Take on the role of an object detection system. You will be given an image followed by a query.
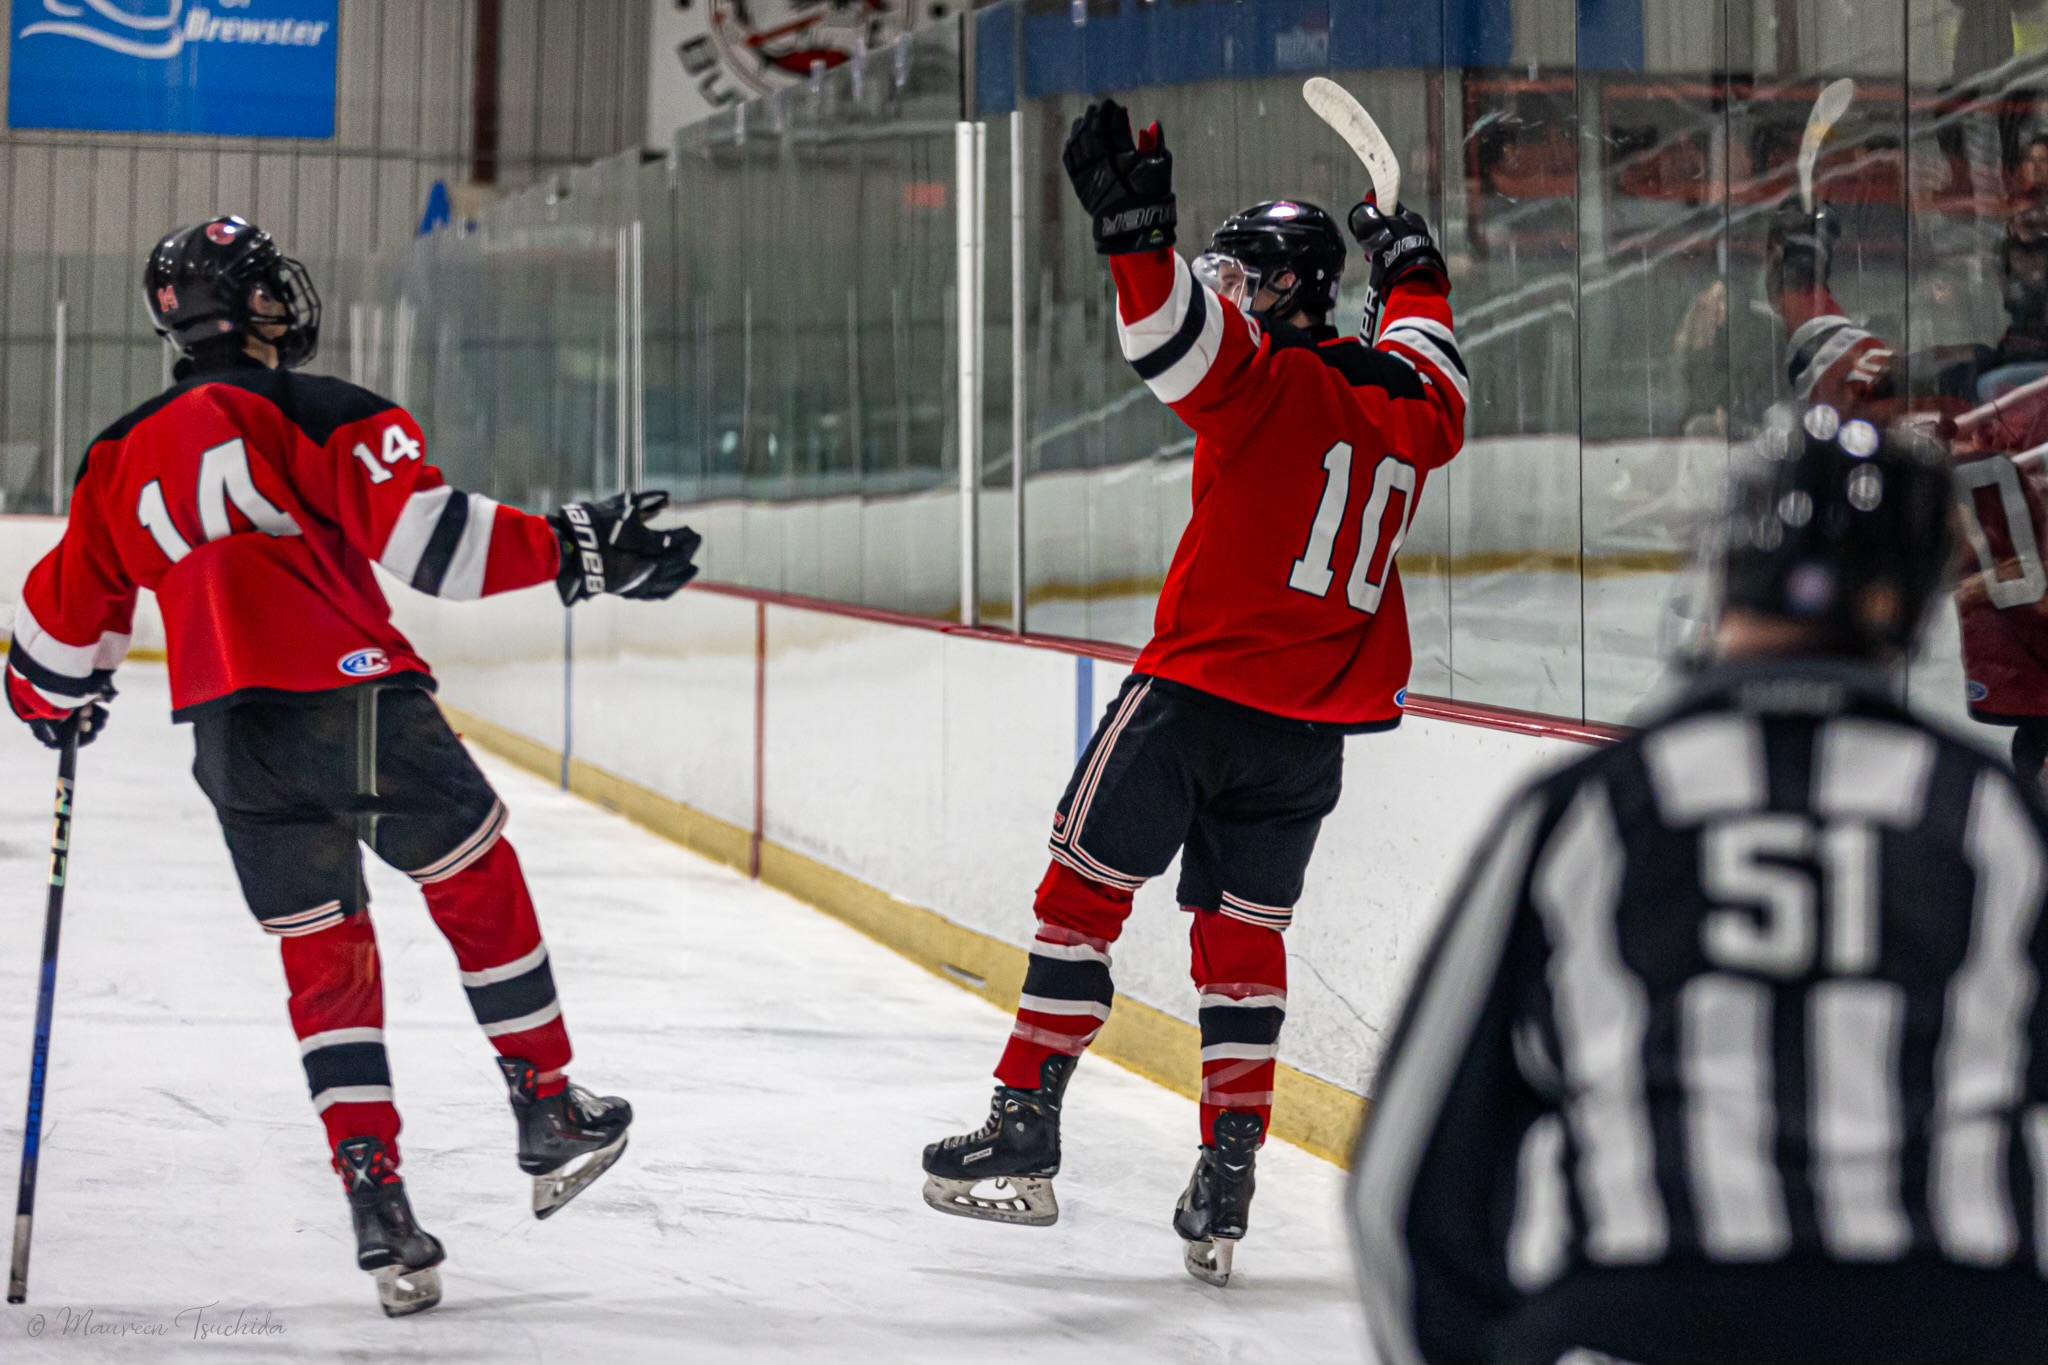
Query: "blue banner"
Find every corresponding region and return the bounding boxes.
[1014,0,1519,103]
[8,1,339,138]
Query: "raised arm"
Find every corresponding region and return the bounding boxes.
[1062,99,1279,449]
[1351,201,1467,470]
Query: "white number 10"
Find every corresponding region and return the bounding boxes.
[1287,441,1417,614]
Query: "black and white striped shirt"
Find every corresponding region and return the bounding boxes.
[1352,660,2048,1365]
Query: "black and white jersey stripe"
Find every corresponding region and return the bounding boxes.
[1378,315,1471,406]
[1114,254,1234,404]
[6,602,128,706]
[1352,665,2048,1365]
[1786,312,1879,398]
[378,485,500,600]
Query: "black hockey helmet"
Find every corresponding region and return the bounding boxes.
[1194,201,1346,324]
[1711,403,1954,658]
[143,216,321,369]
[2001,191,2048,339]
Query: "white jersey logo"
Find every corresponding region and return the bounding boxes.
[17,1,329,60]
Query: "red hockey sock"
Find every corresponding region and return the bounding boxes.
[995,861,1135,1088]
[1190,908,1287,1146]
[278,911,403,1175]
[418,836,573,1086]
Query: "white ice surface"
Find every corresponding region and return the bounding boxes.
[0,667,1364,1363]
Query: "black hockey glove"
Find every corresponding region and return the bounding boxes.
[548,491,702,607]
[1348,200,1448,340]
[1766,194,1841,300]
[7,676,113,751]
[1063,99,1176,255]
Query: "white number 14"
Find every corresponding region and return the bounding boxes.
[1287,442,1417,614]
[136,438,301,563]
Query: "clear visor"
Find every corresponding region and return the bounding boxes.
[1193,252,1260,309]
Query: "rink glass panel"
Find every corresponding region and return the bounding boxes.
[353,0,2023,728]
[0,0,649,519]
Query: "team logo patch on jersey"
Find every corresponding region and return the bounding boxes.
[1967,679,1990,703]
[339,648,391,678]
[1393,688,1408,708]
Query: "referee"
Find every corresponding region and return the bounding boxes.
[1352,404,2048,1365]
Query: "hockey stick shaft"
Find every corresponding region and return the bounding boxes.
[9,726,80,1304]
[352,683,382,914]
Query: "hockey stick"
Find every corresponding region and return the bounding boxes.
[8,723,81,1304]
[353,684,382,914]
[1799,78,1857,213]
[1304,77,1407,340]
[1303,76,1401,211]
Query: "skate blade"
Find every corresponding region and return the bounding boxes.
[1183,1236,1236,1287]
[921,1174,1059,1227]
[533,1133,628,1220]
[373,1264,442,1317]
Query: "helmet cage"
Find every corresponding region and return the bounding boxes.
[260,251,322,369]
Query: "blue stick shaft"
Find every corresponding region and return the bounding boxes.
[9,729,79,1304]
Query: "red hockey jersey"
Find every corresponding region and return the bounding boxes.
[6,355,561,722]
[1781,286,2048,718]
[1112,247,1466,727]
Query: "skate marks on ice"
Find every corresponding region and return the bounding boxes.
[0,669,1361,1363]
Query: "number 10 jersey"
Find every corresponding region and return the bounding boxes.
[1107,247,1467,729]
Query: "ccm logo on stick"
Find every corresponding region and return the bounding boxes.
[563,504,605,595]
[338,648,391,678]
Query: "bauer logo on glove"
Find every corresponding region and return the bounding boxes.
[547,491,703,607]
[1063,99,1178,256]
[560,504,608,599]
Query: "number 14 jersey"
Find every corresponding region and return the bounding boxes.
[6,353,562,722]
[1109,247,1467,728]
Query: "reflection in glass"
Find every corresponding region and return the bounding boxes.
[336,0,2048,739]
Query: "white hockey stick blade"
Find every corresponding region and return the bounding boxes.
[1303,76,1401,212]
[1798,77,1856,212]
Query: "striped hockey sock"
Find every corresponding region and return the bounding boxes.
[278,910,403,1174]
[996,861,1136,1088]
[416,836,573,1093]
[1190,908,1287,1145]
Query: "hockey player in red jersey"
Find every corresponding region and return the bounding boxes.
[4,217,701,1316]
[1769,191,2048,787]
[921,101,1466,1283]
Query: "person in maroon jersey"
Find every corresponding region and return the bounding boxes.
[4,216,701,1316]
[921,100,1466,1284]
[1769,190,2048,790]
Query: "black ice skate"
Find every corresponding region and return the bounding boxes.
[1173,1111,1263,1286]
[499,1057,632,1219]
[337,1137,445,1318]
[921,1054,1075,1227]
